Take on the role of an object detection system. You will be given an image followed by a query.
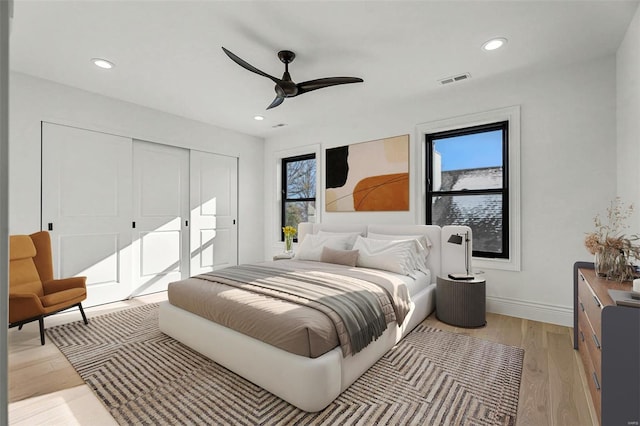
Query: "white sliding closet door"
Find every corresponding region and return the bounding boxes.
[42,122,133,307]
[131,141,189,297]
[190,151,238,274]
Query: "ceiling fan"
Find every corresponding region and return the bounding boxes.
[222,47,364,110]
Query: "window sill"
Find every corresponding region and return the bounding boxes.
[473,256,521,272]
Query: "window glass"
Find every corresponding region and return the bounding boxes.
[431,194,503,254]
[284,201,316,230]
[433,130,503,191]
[426,122,508,258]
[285,158,316,199]
[282,154,316,240]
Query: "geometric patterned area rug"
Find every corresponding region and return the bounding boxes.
[47,303,524,425]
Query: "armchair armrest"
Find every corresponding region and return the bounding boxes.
[8,292,45,322]
[42,276,87,294]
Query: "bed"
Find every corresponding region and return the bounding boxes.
[159,224,446,412]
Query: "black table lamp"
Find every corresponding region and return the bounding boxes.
[447,231,473,280]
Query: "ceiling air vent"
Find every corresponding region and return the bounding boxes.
[438,73,471,85]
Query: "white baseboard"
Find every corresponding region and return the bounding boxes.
[487,296,573,327]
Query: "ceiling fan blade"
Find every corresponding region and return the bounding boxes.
[267,96,285,110]
[222,47,282,85]
[297,77,364,95]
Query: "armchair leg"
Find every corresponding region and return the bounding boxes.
[18,324,23,331]
[38,317,45,345]
[78,303,88,325]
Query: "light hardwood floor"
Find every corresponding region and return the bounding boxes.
[8,293,597,425]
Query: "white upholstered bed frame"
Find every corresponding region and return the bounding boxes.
[159,224,455,412]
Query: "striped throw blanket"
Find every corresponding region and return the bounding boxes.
[197,263,409,356]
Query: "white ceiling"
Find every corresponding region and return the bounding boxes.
[9,0,639,138]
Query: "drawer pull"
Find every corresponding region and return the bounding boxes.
[579,302,585,312]
[580,331,585,342]
[592,295,601,308]
[592,333,601,349]
[592,372,601,391]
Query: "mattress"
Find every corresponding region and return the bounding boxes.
[167,260,431,358]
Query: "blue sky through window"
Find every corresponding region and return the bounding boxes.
[435,130,502,171]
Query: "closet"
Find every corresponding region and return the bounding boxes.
[41,122,238,307]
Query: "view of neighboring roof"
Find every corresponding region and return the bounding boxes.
[433,167,503,253]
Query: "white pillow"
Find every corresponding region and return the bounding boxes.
[352,236,419,276]
[316,231,362,249]
[366,232,432,257]
[365,233,430,273]
[294,233,356,262]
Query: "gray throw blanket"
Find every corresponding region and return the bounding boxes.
[198,263,398,356]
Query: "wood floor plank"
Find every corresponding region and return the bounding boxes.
[547,331,587,425]
[8,327,83,403]
[571,349,598,426]
[517,319,551,426]
[8,385,116,426]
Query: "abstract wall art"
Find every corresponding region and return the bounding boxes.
[325,134,409,212]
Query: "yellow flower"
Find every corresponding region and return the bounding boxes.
[282,226,297,237]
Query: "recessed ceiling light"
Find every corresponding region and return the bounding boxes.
[482,38,508,51]
[91,58,114,69]
[254,115,264,121]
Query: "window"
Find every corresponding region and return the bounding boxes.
[281,154,316,241]
[426,121,508,259]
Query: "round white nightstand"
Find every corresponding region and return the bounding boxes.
[436,275,486,328]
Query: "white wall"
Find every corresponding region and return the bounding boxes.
[617,5,640,233]
[9,72,265,264]
[264,55,618,326]
[1,2,10,423]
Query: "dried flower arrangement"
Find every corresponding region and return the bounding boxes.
[584,198,640,281]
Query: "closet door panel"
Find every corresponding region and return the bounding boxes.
[42,122,133,307]
[131,141,189,297]
[190,151,238,274]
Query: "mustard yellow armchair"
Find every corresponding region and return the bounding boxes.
[9,231,88,345]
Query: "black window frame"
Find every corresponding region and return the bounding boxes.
[425,121,509,259]
[281,153,316,242]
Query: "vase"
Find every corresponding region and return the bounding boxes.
[611,251,635,282]
[594,248,605,277]
[595,246,634,281]
[595,246,615,278]
[284,234,293,253]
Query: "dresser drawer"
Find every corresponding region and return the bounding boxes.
[577,304,602,376]
[577,320,602,421]
[578,272,602,339]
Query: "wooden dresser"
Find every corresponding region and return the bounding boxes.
[573,262,640,425]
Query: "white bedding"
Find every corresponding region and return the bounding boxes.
[378,268,431,298]
[159,223,444,412]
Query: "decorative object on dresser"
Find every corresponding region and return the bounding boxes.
[573,262,640,425]
[436,275,486,327]
[583,198,640,281]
